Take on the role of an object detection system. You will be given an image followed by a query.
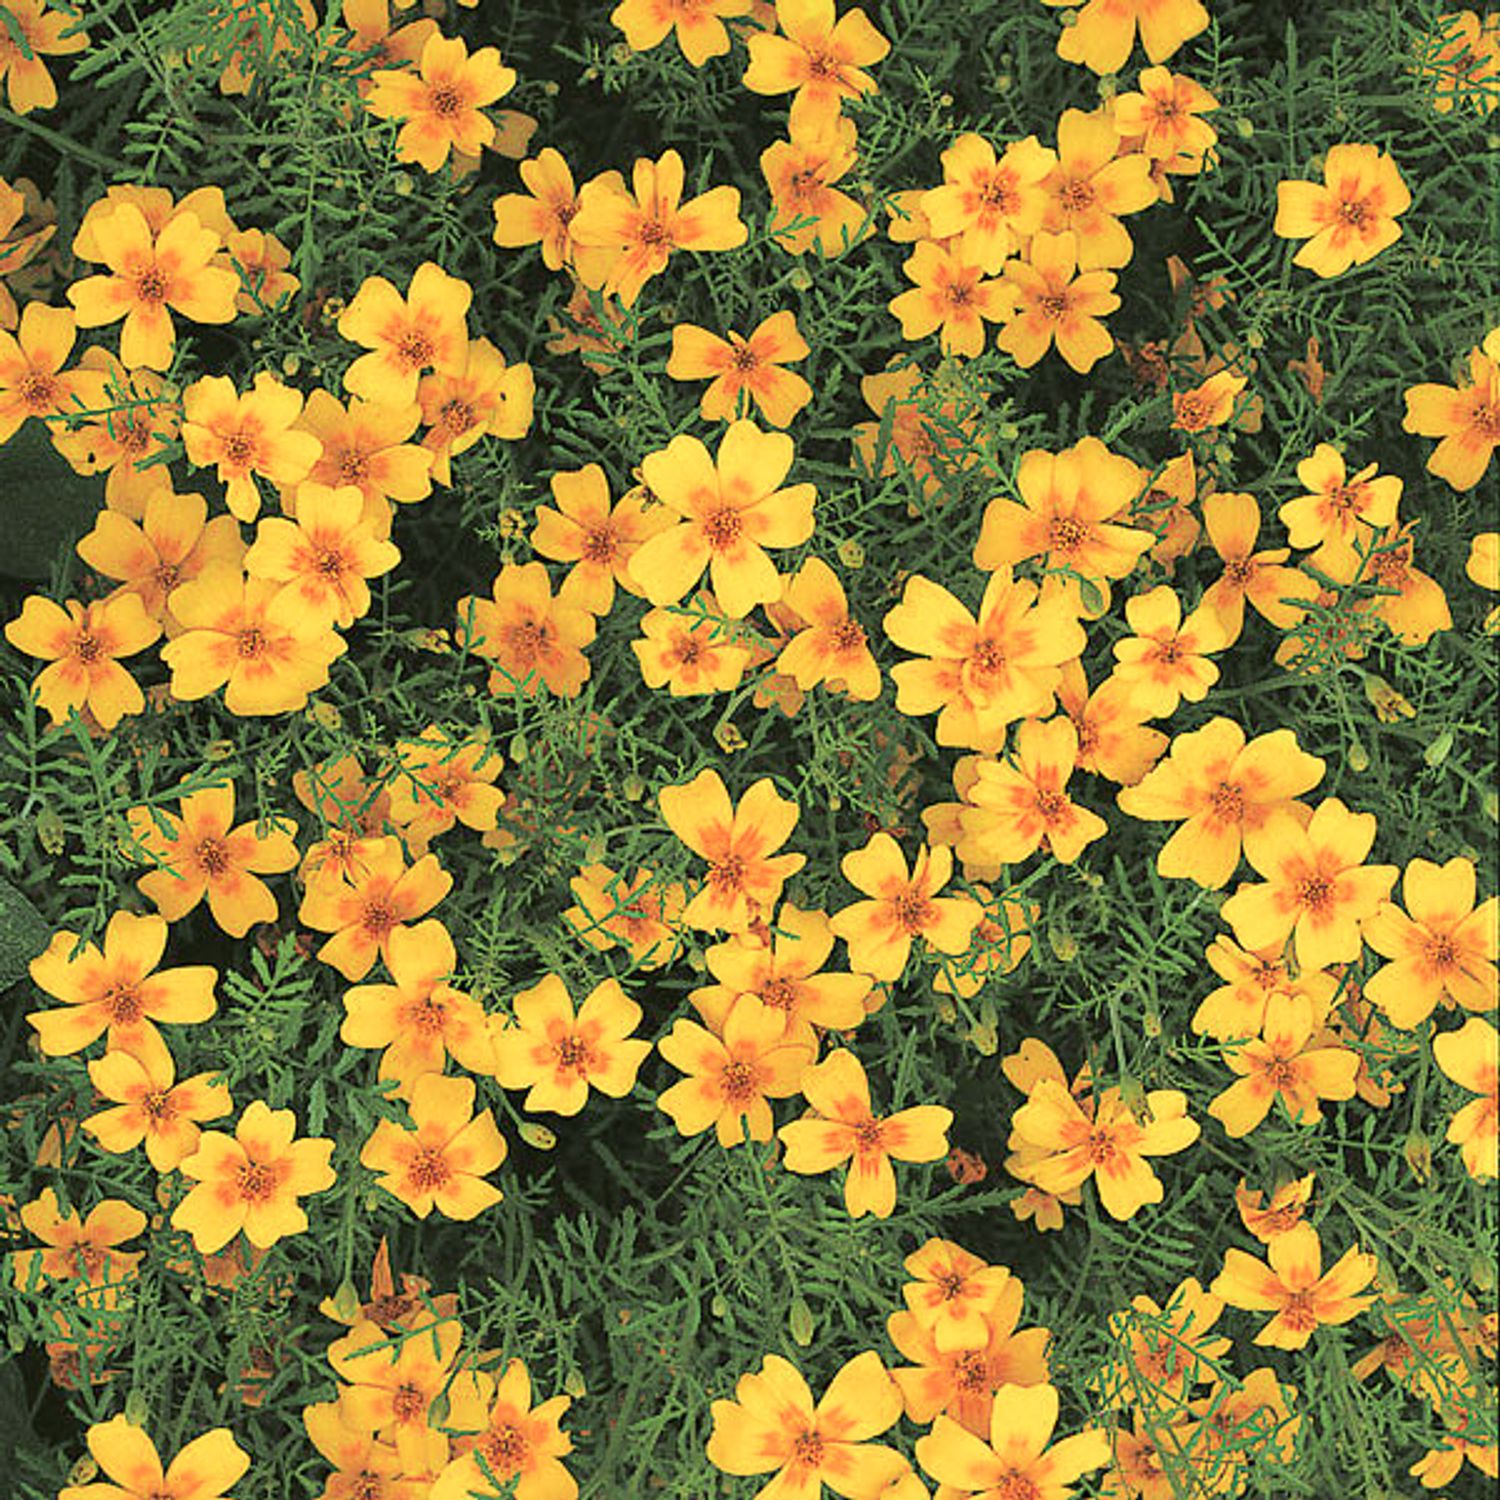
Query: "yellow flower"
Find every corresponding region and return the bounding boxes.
[0,301,106,442]
[776,555,882,701]
[761,117,869,257]
[666,309,813,427]
[455,561,597,698]
[632,597,753,696]
[338,261,472,404]
[58,1416,248,1500]
[1274,144,1411,277]
[890,240,1013,359]
[416,335,534,486]
[1109,583,1233,719]
[998,229,1119,373]
[1433,1016,1498,1179]
[432,1358,576,1500]
[82,1040,232,1172]
[1039,0,1209,76]
[1402,331,1500,491]
[0,1,90,115]
[610,0,751,67]
[743,0,890,134]
[922,132,1055,272]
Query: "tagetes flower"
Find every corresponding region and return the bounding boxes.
[743,0,890,133]
[634,599,751,696]
[1098,1277,1231,1411]
[300,836,453,982]
[1117,717,1325,889]
[492,974,650,1116]
[433,1358,575,1500]
[779,1049,951,1218]
[11,1188,144,1293]
[1198,489,1316,640]
[775,556,881,701]
[922,133,1055,271]
[610,0,750,66]
[998,229,1119,373]
[0,302,103,441]
[58,1416,249,1500]
[1402,330,1500,491]
[417,336,534,486]
[456,561,597,698]
[5,592,159,729]
[1041,0,1208,75]
[386,727,504,850]
[1109,584,1232,719]
[1212,1222,1377,1349]
[172,1099,335,1254]
[1172,369,1246,433]
[1236,1173,1316,1242]
[1042,109,1156,270]
[667,309,812,427]
[82,1042,231,1172]
[1221,798,1398,972]
[1057,659,1166,787]
[707,1351,906,1499]
[1433,1016,1498,1179]
[301,1403,409,1500]
[1113,66,1218,172]
[761,117,868,256]
[1357,523,1453,647]
[1192,935,1339,1042]
[1282,444,1403,572]
[126,782,299,937]
[67,202,237,371]
[564,863,684,969]
[492,147,591,273]
[629,420,816,618]
[366,31,515,172]
[0,1,89,114]
[161,564,347,715]
[570,149,747,306]
[902,1240,1014,1354]
[889,240,1011,359]
[1274,144,1411,277]
[27,911,216,1059]
[180,371,321,523]
[338,261,472,404]
[1011,1080,1199,1220]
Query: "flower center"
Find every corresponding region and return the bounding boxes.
[154,560,182,594]
[406,994,448,1034]
[406,1147,451,1190]
[315,546,347,579]
[1038,291,1070,319]
[996,1475,1041,1500]
[396,330,435,370]
[1296,874,1334,913]
[892,887,933,933]
[196,837,232,876]
[390,1382,427,1423]
[71,630,104,664]
[792,1428,826,1467]
[707,853,746,893]
[1281,1289,1319,1331]
[806,49,839,82]
[637,217,673,247]
[18,371,58,412]
[427,83,464,118]
[1264,1057,1297,1089]
[503,618,551,665]
[673,634,705,666]
[719,1058,759,1104]
[337,448,370,484]
[1059,177,1095,213]
[361,899,397,937]
[701,506,743,550]
[829,618,865,652]
[935,1270,966,1300]
[729,342,760,372]
[1086,1127,1117,1163]
[1222,554,1253,585]
[1034,788,1069,824]
[438,397,476,435]
[581,524,619,564]
[135,266,169,304]
[1471,401,1500,438]
[1047,515,1089,555]
[954,1349,991,1392]
[236,1161,278,1203]
[1336,197,1370,227]
[1150,636,1185,665]
[237,625,268,658]
[1209,780,1245,823]
[142,1088,175,1120]
[1175,394,1211,430]
[979,176,1017,212]
[555,1034,594,1073]
[1423,933,1460,972]
[760,977,797,1012]
[945,280,974,308]
[852,1117,885,1154]
[103,983,144,1023]
[479,1422,530,1474]
[220,431,256,467]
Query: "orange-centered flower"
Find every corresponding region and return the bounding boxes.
[1402,328,1500,492]
[0,0,90,116]
[901,1238,1015,1354]
[666,309,813,427]
[431,1358,576,1500]
[998,228,1121,373]
[291,391,433,532]
[492,146,597,273]
[776,555,882,702]
[1040,0,1210,76]
[57,1416,249,1500]
[1109,583,1233,719]
[922,132,1056,272]
[1041,108,1157,270]
[889,240,1012,359]
[338,260,473,404]
[1433,1016,1498,1180]
[0,302,106,442]
[1274,143,1411,278]
[742,0,891,134]
[82,1041,232,1173]
[610,0,753,69]
[455,560,597,698]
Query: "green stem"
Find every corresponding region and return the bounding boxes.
[0,106,129,175]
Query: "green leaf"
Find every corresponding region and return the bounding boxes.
[0,422,100,578]
[0,874,48,988]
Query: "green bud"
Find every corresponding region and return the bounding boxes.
[789,1297,815,1347]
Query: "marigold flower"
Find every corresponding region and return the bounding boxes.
[338,261,472,405]
[667,309,812,427]
[657,994,814,1145]
[779,1048,951,1217]
[1057,659,1166,787]
[456,561,597,698]
[302,1402,409,1500]
[922,133,1055,272]
[563,863,684,969]
[417,336,533,486]
[1097,1276,1230,1412]
[0,1,90,115]
[1220,798,1398,972]
[0,301,105,442]
[492,147,595,272]
[67,202,237,371]
[633,600,752,696]
[161,564,348,716]
[611,0,751,67]
[0,175,54,328]
[433,1359,576,1500]
[366,31,516,173]
[570,149,747,307]
[1235,1173,1316,1242]
[1127,449,1199,564]
[889,240,1011,358]
[998,229,1119,373]
[761,117,869,256]
[492,974,650,1116]
[1110,583,1231,719]
[1040,0,1209,75]
[4,591,159,730]
[932,888,1035,1001]
[1198,489,1316,640]
[774,555,881,701]
[300,835,453,982]
[1402,331,1500,491]
[1171,368,1247,433]
[1184,1367,1302,1491]
[1117,717,1325,889]
[1041,109,1157,269]
[58,1416,249,1500]
[1010,1079,1200,1220]
[126,782,299,937]
[901,1240,1014,1354]
[1274,143,1411,278]
[172,1098,335,1254]
[1417,9,1500,115]
[1282,443,1403,573]
[1211,1222,1377,1350]
[82,1041,232,1172]
[707,1351,907,1498]
[1433,1016,1498,1179]
[1353,523,1453,647]
[1113,66,1219,172]
[629,420,816,618]
[11,1188,144,1293]
[743,0,891,134]
[386,726,504,851]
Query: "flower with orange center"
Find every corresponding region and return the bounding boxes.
[0,1,89,113]
[707,1350,907,1499]
[779,1048,952,1218]
[775,555,882,701]
[657,993,815,1145]
[1041,108,1157,269]
[932,887,1036,1001]
[1211,1222,1377,1350]
[1208,991,1360,1137]
[360,1072,506,1220]
[294,388,434,532]
[1056,658,1166,787]
[299,835,453,982]
[922,132,1056,272]
[66,201,237,371]
[1113,65,1219,175]
[70,183,234,261]
[338,261,472,404]
[416,336,534,486]
[82,1039,231,1172]
[1010,1079,1200,1220]
[1126,449,1199,565]
[492,147,601,273]
[223,225,299,314]
[973,435,1151,614]
[570,149,748,307]
[341,0,439,80]
[4,591,159,730]
[761,116,869,256]
[1274,143,1411,278]
[492,974,650,1116]
[76,489,245,635]
[889,239,1012,359]
[161,563,348,715]
[1402,328,1500,491]
[998,228,1120,373]
[1282,443,1403,574]
[829,833,982,982]
[431,1358,575,1500]
[1363,856,1498,1028]
[1221,797,1398,972]
[301,1401,409,1500]
[11,1188,144,1297]
[1235,1173,1316,1243]
[455,560,597,697]
[293,751,391,881]
[1117,716,1325,889]
[916,1382,1109,1498]
[341,918,493,1096]
[1040,0,1209,75]
[126,781,299,937]
[366,32,516,173]
[563,862,684,969]
[743,0,891,134]
[1434,1016,1498,1179]
[57,1416,249,1500]
[172,1098,335,1254]
[901,1239,1014,1354]
[659,768,806,932]
[386,726,504,851]
[666,309,813,427]
[633,598,752,696]
[1110,583,1232,719]
[1350,523,1453,647]
[1097,1277,1230,1412]
[887,1278,1053,1434]
[1417,9,1500,114]
[852,364,980,502]
[0,302,106,442]
[628,419,816,619]
[244,480,400,627]
[610,0,751,66]
[180,371,321,522]
[1198,489,1316,641]
[1171,368,1246,433]
[959,716,1109,867]
[0,175,54,327]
